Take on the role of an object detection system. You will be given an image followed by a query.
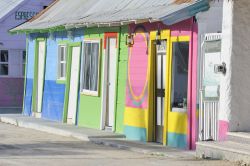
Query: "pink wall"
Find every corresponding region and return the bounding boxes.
[219,120,229,140]
[126,29,149,109]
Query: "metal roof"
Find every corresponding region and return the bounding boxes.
[0,0,24,22]
[11,0,209,32]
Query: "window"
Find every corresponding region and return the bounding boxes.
[57,45,67,80]
[0,50,9,76]
[81,40,100,95]
[22,50,26,76]
[171,41,189,112]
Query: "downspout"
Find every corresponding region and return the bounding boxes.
[189,17,194,150]
[113,26,122,132]
[22,34,29,115]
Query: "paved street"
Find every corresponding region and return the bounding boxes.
[0,123,236,166]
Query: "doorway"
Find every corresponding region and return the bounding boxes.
[103,36,117,131]
[199,33,222,141]
[32,39,46,117]
[154,40,167,143]
[65,44,81,125]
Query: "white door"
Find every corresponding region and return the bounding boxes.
[37,41,46,113]
[106,38,117,127]
[67,46,81,124]
[155,40,166,143]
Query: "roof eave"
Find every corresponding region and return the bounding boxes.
[161,0,210,25]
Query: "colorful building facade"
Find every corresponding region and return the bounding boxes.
[124,19,198,149]
[75,27,128,133]
[24,26,128,134]
[11,0,211,150]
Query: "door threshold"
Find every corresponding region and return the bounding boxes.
[32,112,41,118]
[104,126,113,132]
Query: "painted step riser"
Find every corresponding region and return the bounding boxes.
[196,144,250,164]
[228,135,250,145]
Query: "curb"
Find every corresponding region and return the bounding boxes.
[90,138,196,159]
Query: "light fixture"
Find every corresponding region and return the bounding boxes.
[126,33,134,47]
[155,29,161,45]
[214,62,226,75]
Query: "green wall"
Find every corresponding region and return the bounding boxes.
[78,26,128,132]
[115,26,128,133]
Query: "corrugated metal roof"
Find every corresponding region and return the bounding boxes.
[0,0,24,21]
[11,0,209,32]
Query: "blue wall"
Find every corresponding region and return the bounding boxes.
[23,29,84,122]
[41,34,66,121]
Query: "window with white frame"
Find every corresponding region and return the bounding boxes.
[57,45,67,80]
[81,40,100,95]
[0,50,9,76]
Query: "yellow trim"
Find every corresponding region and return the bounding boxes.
[127,32,149,101]
[124,107,147,128]
[163,31,171,145]
[148,30,170,144]
[171,36,190,42]
[147,31,155,142]
[166,35,191,139]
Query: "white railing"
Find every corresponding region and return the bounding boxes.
[199,90,219,141]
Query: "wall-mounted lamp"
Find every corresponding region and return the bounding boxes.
[214,62,226,75]
[154,29,161,45]
[126,33,134,47]
[67,30,74,40]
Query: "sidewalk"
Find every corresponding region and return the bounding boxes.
[0,114,195,159]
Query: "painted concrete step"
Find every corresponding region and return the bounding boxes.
[227,132,250,144]
[0,114,197,159]
[0,114,125,141]
[196,141,250,164]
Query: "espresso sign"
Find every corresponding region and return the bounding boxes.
[15,11,38,20]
